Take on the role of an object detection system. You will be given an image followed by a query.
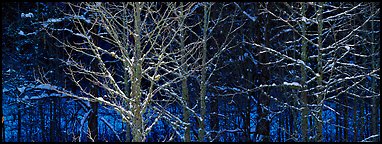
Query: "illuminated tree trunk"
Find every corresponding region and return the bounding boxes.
[122,3,132,142]
[131,2,144,142]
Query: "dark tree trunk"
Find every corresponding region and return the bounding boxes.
[256,2,271,142]
[0,85,3,142]
[210,94,219,142]
[39,104,45,142]
[49,96,55,142]
[344,96,348,142]
[88,99,98,142]
[88,62,98,142]
[17,102,21,142]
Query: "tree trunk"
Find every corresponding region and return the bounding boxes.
[124,58,131,142]
[300,3,309,142]
[179,2,191,142]
[338,101,342,142]
[119,3,132,142]
[370,3,378,142]
[55,98,61,142]
[353,95,357,141]
[291,18,298,142]
[336,102,339,142]
[315,2,323,142]
[256,3,270,142]
[88,87,99,142]
[86,15,101,142]
[0,81,2,142]
[344,95,348,142]
[17,100,21,142]
[39,104,45,142]
[198,3,210,142]
[352,9,358,141]
[210,94,219,142]
[278,115,281,142]
[244,68,252,142]
[131,3,144,142]
[49,96,54,141]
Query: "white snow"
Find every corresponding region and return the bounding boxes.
[18,30,25,36]
[47,18,63,23]
[42,23,48,28]
[361,134,380,142]
[18,30,37,36]
[96,97,104,102]
[302,16,307,23]
[244,52,248,58]
[2,87,10,93]
[6,69,15,73]
[73,32,90,39]
[17,86,27,93]
[232,87,241,92]
[95,2,102,7]
[243,11,257,22]
[283,81,301,88]
[344,45,350,51]
[21,12,34,18]
[22,95,29,100]
[72,15,91,24]
[35,84,57,90]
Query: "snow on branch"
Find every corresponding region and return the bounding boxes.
[283,81,302,88]
[361,134,380,142]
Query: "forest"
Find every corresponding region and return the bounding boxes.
[1,2,380,142]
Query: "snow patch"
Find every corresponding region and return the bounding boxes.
[35,84,57,90]
[283,81,301,88]
[2,87,11,93]
[344,45,350,51]
[6,69,15,73]
[243,11,257,22]
[18,30,25,36]
[96,97,104,102]
[17,86,27,93]
[21,13,34,18]
[47,18,63,23]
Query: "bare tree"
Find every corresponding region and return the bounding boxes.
[246,2,379,142]
[41,2,201,142]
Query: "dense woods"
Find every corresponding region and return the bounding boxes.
[1,2,380,142]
